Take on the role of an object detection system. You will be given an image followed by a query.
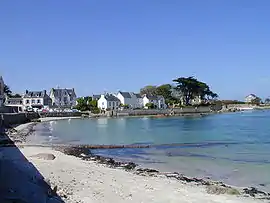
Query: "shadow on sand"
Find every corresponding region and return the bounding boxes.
[0,125,65,203]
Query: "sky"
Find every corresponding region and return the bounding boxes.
[1,0,270,100]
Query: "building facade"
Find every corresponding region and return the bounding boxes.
[142,94,166,109]
[23,90,52,110]
[245,94,259,103]
[98,94,120,110]
[116,91,143,108]
[50,88,77,107]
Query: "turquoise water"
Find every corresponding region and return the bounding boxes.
[30,110,270,191]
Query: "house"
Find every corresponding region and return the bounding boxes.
[245,94,260,104]
[134,93,144,108]
[116,91,143,108]
[50,88,77,107]
[142,94,166,109]
[97,94,120,110]
[0,76,4,107]
[5,97,24,112]
[23,90,52,110]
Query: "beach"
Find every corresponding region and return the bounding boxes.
[0,117,267,203]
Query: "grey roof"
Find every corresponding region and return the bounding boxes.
[51,88,76,98]
[5,97,23,104]
[145,94,164,100]
[119,91,132,98]
[93,94,101,100]
[246,94,257,97]
[105,94,120,102]
[24,90,47,98]
[134,93,142,98]
[157,95,164,100]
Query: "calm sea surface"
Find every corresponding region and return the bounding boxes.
[29,110,270,191]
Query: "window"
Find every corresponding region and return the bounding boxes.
[26,100,30,104]
[32,99,35,104]
[108,101,111,106]
[112,102,115,107]
[37,99,41,104]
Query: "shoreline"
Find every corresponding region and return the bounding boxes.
[3,117,270,202]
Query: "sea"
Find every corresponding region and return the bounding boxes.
[27,110,270,191]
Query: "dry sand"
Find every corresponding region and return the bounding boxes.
[20,146,265,203]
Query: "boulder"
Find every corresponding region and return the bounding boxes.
[31,153,56,160]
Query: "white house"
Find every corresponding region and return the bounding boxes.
[142,94,166,109]
[50,88,77,107]
[116,91,143,108]
[245,94,260,103]
[0,76,4,107]
[98,94,121,110]
[23,90,52,110]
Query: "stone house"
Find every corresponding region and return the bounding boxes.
[50,88,77,107]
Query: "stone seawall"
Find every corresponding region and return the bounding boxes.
[0,113,40,126]
[115,106,218,116]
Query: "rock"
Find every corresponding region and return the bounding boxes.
[31,153,56,160]
[60,147,91,157]
[206,185,240,195]
[122,162,136,170]
[243,187,267,197]
[136,168,159,174]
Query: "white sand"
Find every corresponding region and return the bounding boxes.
[19,146,264,203]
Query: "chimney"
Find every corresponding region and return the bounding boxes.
[43,90,46,95]
[26,90,28,94]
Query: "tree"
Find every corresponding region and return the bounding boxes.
[156,84,171,99]
[173,77,218,106]
[4,84,12,96]
[145,103,155,109]
[89,99,97,108]
[75,97,89,111]
[140,85,157,96]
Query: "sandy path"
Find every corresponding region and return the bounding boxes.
[19,146,265,203]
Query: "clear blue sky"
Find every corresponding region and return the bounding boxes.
[1,1,270,100]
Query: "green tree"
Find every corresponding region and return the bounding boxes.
[156,84,171,99]
[89,99,97,108]
[75,97,89,111]
[4,84,12,96]
[145,103,155,109]
[173,77,218,105]
[140,85,157,96]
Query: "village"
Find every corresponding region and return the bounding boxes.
[0,75,268,114]
[0,75,168,113]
